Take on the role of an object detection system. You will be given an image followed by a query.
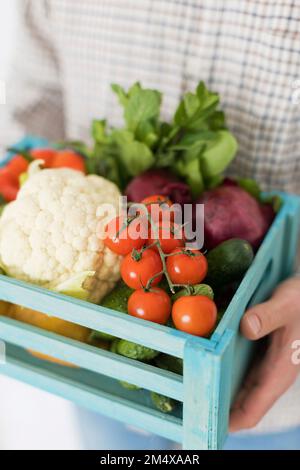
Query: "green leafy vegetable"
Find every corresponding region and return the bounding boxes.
[261,194,283,213]
[200,130,238,179]
[238,178,262,200]
[112,130,155,176]
[68,81,238,195]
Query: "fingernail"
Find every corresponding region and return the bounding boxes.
[245,314,261,335]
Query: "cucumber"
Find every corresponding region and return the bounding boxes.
[155,354,183,375]
[101,282,133,313]
[116,339,159,361]
[110,339,120,354]
[93,282,133,341]
[150,392,176,414]
[90,330,115,342]
[119,381,141,391]
[206,238,254,287]
[217,307,226,325]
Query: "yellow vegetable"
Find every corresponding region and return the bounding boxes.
[5,304,91,367]
[0,300,10,315]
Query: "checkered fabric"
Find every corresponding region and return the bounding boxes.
[0,0,299,434]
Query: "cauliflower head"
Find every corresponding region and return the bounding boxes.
[0,168,122,303]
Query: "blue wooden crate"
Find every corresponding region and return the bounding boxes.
[0,136,300,449]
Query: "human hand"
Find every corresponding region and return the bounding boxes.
[229,277,300,432]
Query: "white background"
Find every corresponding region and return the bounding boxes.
[0,1,15,74]
[0,1,83,450]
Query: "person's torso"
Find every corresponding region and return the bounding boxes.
[49,0,300,193]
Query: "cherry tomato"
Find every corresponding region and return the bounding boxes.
[51,150,86,173]
[141,194,174,223]
[31,148,57,167]
[6,155,29,180]
[172,295,217,336]
[128,288,171,324]
[147,222,185,254]
[0,184,19,202]
[121,248,163,289]
[0,168,19,202]
[166,248,208,285]
[104,216,148,256]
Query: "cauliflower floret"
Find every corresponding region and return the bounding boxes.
[0,168,122,303]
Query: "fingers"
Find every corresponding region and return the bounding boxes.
[242,278,300,340]
[229,342,298,432]
[232,278,300,432]
[241,300,285,340]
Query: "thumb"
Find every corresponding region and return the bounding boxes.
[241,299,286,340]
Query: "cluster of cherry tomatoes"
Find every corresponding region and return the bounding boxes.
[0,148,85,202]
[104,195,218,337]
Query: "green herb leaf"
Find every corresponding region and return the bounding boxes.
[125,88,162,133]
[89,81,238,196]
[200,130,238,179]
[111,84,129,108]
[174,81,220,130]
[92,119,108,144]
[261,194,283,213]
[238,178,262,200]
[175,158,204,197]
[112,130,155,176]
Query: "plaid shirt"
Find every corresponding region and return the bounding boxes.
[0,0,300,434]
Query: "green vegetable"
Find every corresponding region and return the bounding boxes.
[238,178,261,200]
[80,81,237,195]
[200,130,238,180]
[172,284,214,302]
[119,381,141,391]
[112,129,155,177]
[204,174,224,190]
[116,339,159,361]
[101,282,133,313]
[217,307,226,325]
[90,283,133,341]
[150,392,176,414]
[237,179,282,214]
[101,283,158,361]
[112,82,162,135]
[206,239,254,287]
[90,330,115,342]
[272,195,283,213]
[110,339,120,354]
[155,354,183,375]
[261,194,283,213]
